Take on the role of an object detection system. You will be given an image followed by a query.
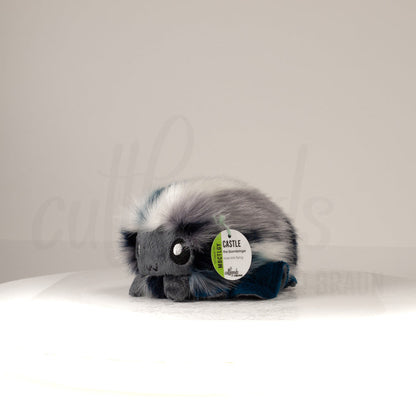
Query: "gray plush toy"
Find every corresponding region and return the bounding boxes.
[120,177,298,301]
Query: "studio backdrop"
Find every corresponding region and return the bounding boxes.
[1,0,415,282]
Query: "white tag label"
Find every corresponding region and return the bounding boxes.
[211,229,252,280]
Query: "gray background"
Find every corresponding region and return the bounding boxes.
[1,0,415,282]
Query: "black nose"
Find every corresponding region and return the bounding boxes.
[146,263,158,272]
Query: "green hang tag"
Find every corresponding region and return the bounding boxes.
[210,229,252,280]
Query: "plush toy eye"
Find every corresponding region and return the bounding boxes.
[170,238,191,265]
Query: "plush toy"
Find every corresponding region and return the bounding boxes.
[120,177,298,301]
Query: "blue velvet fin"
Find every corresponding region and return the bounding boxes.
[229,261,296,299]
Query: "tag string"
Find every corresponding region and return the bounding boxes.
[215,215,232,238]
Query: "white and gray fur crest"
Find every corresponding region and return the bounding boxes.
[120,177,298,300]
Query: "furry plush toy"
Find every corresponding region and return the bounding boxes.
[120,177,298,301]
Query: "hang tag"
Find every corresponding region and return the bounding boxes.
[211,229,252,280]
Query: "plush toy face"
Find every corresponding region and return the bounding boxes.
[134,230,196,301]
[135,230,194,277]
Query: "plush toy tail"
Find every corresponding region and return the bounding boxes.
[229,261,297,300]
[193,261,297,300]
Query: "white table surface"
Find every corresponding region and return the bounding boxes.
[1,267,415,415]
